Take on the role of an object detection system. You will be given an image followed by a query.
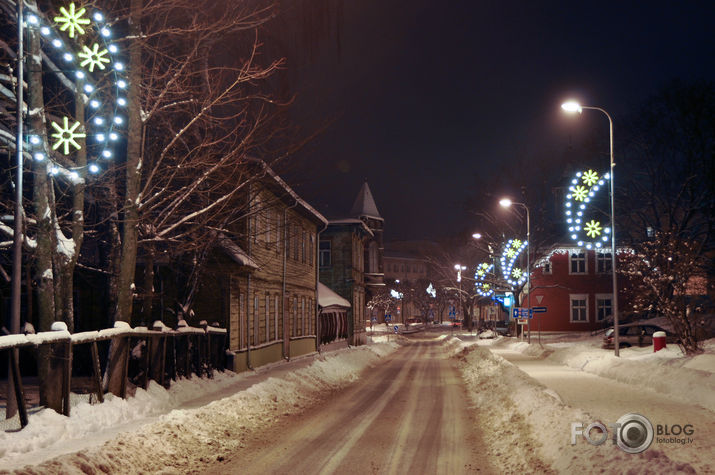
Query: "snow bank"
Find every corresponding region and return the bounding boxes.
[501,339,715,412]
[452,343,696,474]
[1,342,398,473]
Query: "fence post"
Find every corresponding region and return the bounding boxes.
[148,333,166,387]
[61,340,72,416]
[9,348,28,427]
[90,341,104,403]
[106,336,129,398]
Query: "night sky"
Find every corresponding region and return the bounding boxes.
[281,1,714,242]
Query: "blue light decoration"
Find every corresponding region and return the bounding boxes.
[25,2,128,177]
[474,262,494,297]
[564,169,611,250]
[500,239,528,287]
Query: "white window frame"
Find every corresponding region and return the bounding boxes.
[595,293,613,322]
[570,294,589,323]
[253,294,260,346]
[265,294,271,342]
[239,293,246,350]
[569,251,587,275]
[596,252,612,274]
[274,295,279,341]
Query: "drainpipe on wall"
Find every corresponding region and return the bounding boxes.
[315,220,328,353]
[245,273,253,370]
[282,199,299,361]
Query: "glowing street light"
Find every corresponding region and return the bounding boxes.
[562,100,619,357]
[472,232,482,240]
[500,198,531,342]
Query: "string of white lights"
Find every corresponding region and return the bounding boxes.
[565,169,611,249]
[24,2,127,176]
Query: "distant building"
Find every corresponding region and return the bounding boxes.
[318,182,385,345]
[529,245,625,332]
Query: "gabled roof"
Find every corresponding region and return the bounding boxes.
[350,182,383,221]
[247,158,328,227]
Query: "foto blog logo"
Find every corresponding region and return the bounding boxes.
[571,413,654,454]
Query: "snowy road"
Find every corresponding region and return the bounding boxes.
[495,348,715,473]
[206,338,495,474]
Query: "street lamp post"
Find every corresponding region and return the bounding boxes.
[499,198,530,343]
[454,264,466,330]
[562,101,619,357]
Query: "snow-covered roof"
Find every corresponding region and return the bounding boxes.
[327,218,374,236]
[247,158,328,227]
[217,234,258,268]
[318,282,351,308]
[350,182,383,221]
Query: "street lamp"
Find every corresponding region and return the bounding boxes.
[499,198,530,342]
[454,264,466,329]
[561,101,619,356]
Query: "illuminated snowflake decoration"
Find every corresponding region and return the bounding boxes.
[584,220,602,238]
[51,117,86,155]
[24,2,128,176]
[78,43,110,72]
[474,262,494,297]
[512,239,522,249]
[572,185,589,202]
[54,3,90,38]
[582,169,599,187]
[500,238,528,287]
[565,170,611,250]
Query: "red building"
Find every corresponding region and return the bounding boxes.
[529,246,625,332]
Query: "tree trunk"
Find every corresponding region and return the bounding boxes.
[115,0,143,323]
[26,17,59,409]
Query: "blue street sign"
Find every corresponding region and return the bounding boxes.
[394,326,399,333]
[385,314,392,322]
[532,306,547,314]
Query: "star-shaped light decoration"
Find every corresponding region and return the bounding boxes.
[582,169,599,187]
[512,239,522,249]
[78,44,110,72]
[506,248,516,258]
[51,116,85,155]
[572,185,589,201]
[512,268,523,279]
[584,220,602,238]
[483,283,490,290]
[54,3,90,38]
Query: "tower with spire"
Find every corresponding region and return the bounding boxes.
[350,181,385,299]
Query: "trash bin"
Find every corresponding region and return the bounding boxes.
[653,331,667,352]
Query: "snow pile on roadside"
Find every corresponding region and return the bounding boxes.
[453,343,696,474]
[1,342,398,474]
[501,339,715,412]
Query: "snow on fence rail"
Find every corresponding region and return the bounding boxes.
[1,320,228,429]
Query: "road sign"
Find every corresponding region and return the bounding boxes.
[385,314,392,322]
[393,326,399,333]
[517,318,529,325]
[531,306,547,314]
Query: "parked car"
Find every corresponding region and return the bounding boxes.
[602,322,679,349]
[494,321,511,337]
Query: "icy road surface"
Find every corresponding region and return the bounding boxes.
[205,338,495,474]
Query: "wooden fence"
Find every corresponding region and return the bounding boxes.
[1,320,228,429]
